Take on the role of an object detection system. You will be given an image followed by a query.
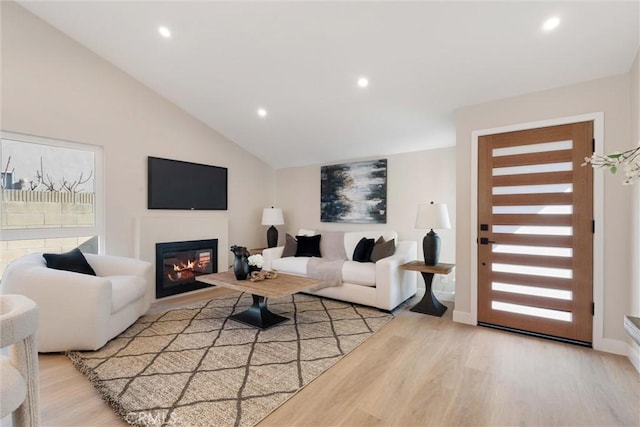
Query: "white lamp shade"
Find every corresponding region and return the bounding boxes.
[261,207,284,226]
[415,203,451,230]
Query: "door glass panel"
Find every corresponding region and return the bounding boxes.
[493,225,573,236]
[492,263,573,279]
[493,183,572,195]
[492,140,572,157]
[492,282,573,300]
[493,205,573,214]
[493,244,572,257]
[492,301,573,322]
[492,162,573,176]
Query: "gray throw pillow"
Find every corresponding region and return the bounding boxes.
[282,233,297,257]
[319,230,347,260]
[370,238,396,262]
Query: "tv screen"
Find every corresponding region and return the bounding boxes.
[148,157,228,210]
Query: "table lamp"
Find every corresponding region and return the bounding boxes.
[415,202,451,266]
[262,207,284,248]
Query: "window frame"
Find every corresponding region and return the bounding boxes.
[0,131,105,253]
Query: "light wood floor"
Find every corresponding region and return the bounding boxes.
[15,288,640,426]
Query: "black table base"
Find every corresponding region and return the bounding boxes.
[411,272,447,317]
[229,294,289,329]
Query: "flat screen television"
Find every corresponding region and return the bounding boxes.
[148,156,228,210]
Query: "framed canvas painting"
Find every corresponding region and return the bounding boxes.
[321,159,387,223]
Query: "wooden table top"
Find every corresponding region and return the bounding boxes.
[196,269,323,299]
[399,261,455,275]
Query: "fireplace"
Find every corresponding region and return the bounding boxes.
[155,239,218,298]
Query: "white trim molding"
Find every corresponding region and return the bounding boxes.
[465,113,609,351]
[628,340,640,374]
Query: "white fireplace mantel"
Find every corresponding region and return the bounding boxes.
[135,214,229,302]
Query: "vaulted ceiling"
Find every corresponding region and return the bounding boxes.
[19,1,640,169]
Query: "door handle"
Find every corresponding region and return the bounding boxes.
[479,237,496,245]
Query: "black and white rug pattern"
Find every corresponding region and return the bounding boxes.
[67,292,393,427]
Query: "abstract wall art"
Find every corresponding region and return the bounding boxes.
[321,159,387,223]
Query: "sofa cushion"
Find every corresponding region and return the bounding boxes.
[319,230,347,260]
[282,233,298,257]
[295,235,322,257]
[342,261,376,287]
[109,275,146,313]
[344,231,398,261]
[43,248,96,276]
[370,238,396,262]
[272,257,310,276]
[352,237,375,262]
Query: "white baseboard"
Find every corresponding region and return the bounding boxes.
[452,310,475,325]
[627,341,640,374]
[593,337,628,355]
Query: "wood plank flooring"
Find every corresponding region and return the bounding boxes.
[6,287,639,426]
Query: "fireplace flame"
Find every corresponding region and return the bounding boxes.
[173,259,195,272]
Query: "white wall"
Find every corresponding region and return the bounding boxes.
[629,49,640,370]
[1,2,276,266]
[275,147,457,293]
[454,73,633,347]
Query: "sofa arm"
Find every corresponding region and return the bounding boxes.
[374,240,417,310]
[85,254,151,278]
[262,246,284,271]
[1,265,112,352]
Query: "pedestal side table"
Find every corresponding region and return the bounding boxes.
[400,261,455,317]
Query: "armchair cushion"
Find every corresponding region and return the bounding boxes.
[43,248,96,276]
[109,276,147,313]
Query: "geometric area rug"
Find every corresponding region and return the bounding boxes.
[67,292,393,427]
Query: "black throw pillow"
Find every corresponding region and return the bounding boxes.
[43,248,96,276]
[352,237,375,262]
[295,234,322,257]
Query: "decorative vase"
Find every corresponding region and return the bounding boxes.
[249,265,261,274]
[230,245,250,280]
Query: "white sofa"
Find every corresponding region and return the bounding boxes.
[262,230,417,311]
[0,253,152,352]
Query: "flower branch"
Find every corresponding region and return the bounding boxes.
[583,146,640,185]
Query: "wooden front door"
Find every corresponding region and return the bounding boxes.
[477,122,594,344]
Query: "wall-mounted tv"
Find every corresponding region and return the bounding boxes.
[148,156,228,210]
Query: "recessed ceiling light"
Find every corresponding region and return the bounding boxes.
[257,108,267,118]
[158,26,171,38]
[542,16,560,32]
[357,77,369,88]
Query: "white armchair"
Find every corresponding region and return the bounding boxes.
[0,294,39,426]
[0,253,152,353]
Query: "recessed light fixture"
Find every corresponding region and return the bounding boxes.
[257,108,267,118]
[542,16,560,32]
[357,77,369,88]
[158,26,171,38]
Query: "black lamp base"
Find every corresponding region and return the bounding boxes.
[266,225,278,248]
[423,229,440,266]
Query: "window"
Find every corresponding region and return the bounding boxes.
[0,131,104,275]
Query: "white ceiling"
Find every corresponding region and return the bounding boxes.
[18,1,640,169]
